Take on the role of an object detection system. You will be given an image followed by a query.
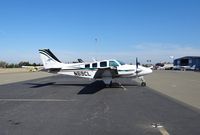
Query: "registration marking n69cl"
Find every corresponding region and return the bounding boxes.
[74,71,91,76]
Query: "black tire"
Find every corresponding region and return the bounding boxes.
[141,82,146,87]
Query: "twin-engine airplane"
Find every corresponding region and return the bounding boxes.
[39,49,152,87]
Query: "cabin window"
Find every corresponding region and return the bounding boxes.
[109,61,119,67]
[92,63,97,68]
[100,61,107,67]
[85,64,90,68]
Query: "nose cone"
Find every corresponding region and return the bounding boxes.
[141,67,153,75]
[147,68,153,74]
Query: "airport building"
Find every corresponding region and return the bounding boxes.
[174,56,200,70]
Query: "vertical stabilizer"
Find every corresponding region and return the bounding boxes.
[39,49,62,69]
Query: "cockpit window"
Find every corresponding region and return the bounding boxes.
[117,60,125,65]
[109,61,119,67]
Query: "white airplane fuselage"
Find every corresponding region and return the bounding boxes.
[57,60,152,78]
[39,49,153,86]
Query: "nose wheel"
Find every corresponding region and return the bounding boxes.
[141,82,146,86]
[139,76,146,87]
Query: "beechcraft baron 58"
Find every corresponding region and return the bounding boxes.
[39,49,152,87]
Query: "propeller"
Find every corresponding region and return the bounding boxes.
[136,57,139,69]
[135,57,141,76]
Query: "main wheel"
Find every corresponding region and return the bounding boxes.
[109,81,113,88]
[141,82,146,87]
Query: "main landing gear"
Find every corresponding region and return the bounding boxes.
[109,80,113,88]
[104,77,147,87]
[102,77,113,88]
[103,81,113,88]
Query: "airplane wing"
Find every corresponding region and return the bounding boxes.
[93,68,118,79]
[22,66,44,72]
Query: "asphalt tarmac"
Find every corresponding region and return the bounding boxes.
[0,75,199,135]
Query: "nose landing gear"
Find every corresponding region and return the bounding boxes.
[139,76,146,87]
[141,82,146,86]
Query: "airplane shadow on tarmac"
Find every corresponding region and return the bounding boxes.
[25,81,105,94]
[26,82,87,88]
[26,82,56,88]
[77,81,106,94]
[25,80,139,94]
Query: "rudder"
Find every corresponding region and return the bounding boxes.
[39,49,62,69]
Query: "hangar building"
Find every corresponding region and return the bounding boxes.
[174,56,200,70]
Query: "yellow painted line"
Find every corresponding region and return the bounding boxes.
[158,127,170,135]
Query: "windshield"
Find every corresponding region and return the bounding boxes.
[109,61,119,67]
[117,60,125,65]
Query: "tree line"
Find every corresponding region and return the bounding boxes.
[0,61,42,68]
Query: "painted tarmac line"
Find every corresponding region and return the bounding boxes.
[0,99,76,102]
[158,127,170,135]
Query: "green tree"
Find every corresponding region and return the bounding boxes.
[0,61,7,68]
[18,61,31,67]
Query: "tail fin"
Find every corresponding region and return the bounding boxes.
[39,49,62,69]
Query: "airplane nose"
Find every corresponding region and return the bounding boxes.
[143,67,153,75]
[148,68,153,74]
[136,66,153,76]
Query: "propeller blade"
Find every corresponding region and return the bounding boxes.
[135,57,141,76]
[136,57,138,69]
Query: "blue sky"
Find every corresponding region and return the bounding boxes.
[0,0,200,64]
